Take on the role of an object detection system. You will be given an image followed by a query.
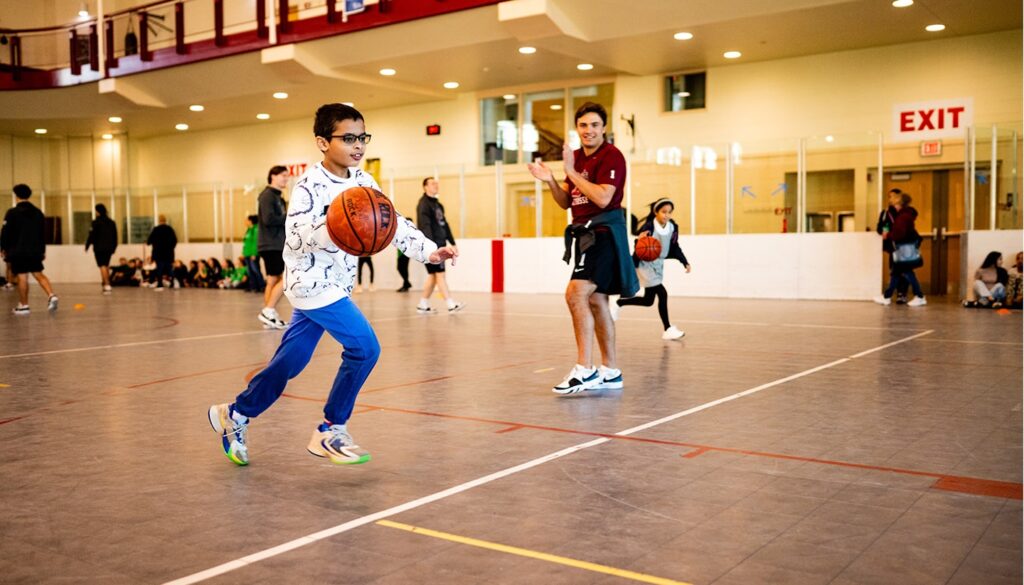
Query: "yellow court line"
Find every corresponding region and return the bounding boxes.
[376,520,693,585]
[533,367,555,373]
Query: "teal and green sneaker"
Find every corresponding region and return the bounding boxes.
[307,423,370,465]
[208,403,249,465]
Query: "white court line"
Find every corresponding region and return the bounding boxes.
[162,328,933,585]
[457,310,923,332]
[0,317,414,360]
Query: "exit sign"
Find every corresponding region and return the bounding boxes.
[920,140,942,157]
[426,124,441,136]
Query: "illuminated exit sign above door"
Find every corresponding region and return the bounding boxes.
[426,124,441,136]
[892,98,973,142]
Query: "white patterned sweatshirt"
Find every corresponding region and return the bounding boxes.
[283,162,438,310]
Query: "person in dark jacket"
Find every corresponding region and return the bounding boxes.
[256,166,288,329]
[874,192,926,306]
[85,203,118,294]
[415,177,463,313]
[146,214,177,290]
[1,184,58,314]
[876,188,910,303]
[964,251,1009,308]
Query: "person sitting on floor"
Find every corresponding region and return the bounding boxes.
[1007,251,1023,309]
[964,251,1008,309]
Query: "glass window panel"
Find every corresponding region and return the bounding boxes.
[665,72,706,112]
[523,89,565,163]
[732,139,798,234]
[996,124,1022,229]
[569,84,615,148]
[480,96,519,166]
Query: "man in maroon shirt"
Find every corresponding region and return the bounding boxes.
[528,102,632,395]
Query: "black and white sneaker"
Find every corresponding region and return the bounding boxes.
[12,303,29,315]
[47,295,58,312]
[552,365,600,395]
[593,366,623,390]
[447,301,465,313]
[416,305,437,314]
[258,308,287,329]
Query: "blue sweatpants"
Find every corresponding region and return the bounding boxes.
[233,297,381,425]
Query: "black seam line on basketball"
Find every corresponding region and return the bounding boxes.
[341,191,367,255]
[368,187,379,255]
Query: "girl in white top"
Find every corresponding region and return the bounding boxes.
[612,198,690,340]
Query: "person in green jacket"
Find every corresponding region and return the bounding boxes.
[242,214,265,293]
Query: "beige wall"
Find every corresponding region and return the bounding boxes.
[613,30,1021,156]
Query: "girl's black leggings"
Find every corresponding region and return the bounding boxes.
[358,257,374,284]
[617,284,670,330]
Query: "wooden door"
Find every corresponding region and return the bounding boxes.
[883,172,934,292]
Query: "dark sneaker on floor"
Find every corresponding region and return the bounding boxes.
[307,423,370,465]
[552,365,600,395]
[208,403,249,465]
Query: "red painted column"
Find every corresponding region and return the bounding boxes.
[491,239,504,293]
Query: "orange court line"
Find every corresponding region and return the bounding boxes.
[296,398,1019,501]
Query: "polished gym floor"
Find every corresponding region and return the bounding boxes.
[0,285,1020,584]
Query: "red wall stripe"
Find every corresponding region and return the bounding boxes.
[491,239,504,293]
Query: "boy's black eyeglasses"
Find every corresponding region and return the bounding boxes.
[330,133,372,145]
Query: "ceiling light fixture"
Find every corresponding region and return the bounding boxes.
[379,68,396,76]
[189,104,204,112]
[78,2,90,18]
[108,116,122,123]
[342,102,354,107]
[443,81,460,89]
[256,113,270,120]
[272,92,288,99]
[576,63,594,71]
[518,46,537,55]
[673,32,694,41]
[925,24,945,32]
[503,94,516,100]
[891,0,913,7]
[175,123,189,131]
[550,104,563,110]
[825,135,835,143]
[101,133,113,140]
[34,128,47,135]
[677,91,691,97]
[723,51,742,59]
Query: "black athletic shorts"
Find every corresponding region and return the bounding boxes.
[94,250,113,267]
[10,257,44,275]
[260,250,284,277]
[570,229,621,294]
[425,261,446,274]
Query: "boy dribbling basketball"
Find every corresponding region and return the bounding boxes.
[208,104,457,466]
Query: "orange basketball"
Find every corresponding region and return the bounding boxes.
[635,236,662,262]
[326,186,398,256]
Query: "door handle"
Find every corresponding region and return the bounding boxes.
[928,227,939,239]
[940,226,947,241]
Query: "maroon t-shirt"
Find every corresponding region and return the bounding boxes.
[565,141,626,224]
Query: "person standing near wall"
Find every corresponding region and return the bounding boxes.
[874,192,926,307]
[416,177,463,313]
[2,184,58,314]
[85,203,118,294]
[146,215,177,290]
[258,166,289,329]
[242,214,265,293]
[527,102,639,394]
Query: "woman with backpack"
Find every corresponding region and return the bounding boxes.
[874,192,926,307]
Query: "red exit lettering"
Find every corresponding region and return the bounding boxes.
[287,163,308,177]
[900,106,966,132]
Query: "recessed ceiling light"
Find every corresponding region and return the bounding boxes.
[342,102,354,107]
[503,94,516,100]
[550,104,563,110]
[108,116,122,123]
[272,92,288,99]
[925,24,945,32]
[175,123,189,131]
[443,81,460,89]
[34,128,47,135]
[189,104,204,112]
[518,46,537,55]
[576,63,594,71]
[825,135,835,143]
[256,113,270,120]
[101,133,113,140]
[892,0,913,6]
[723,51,742,59]
[673,32,694,41]
[379,68,396,76]
[677,91,691,97]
